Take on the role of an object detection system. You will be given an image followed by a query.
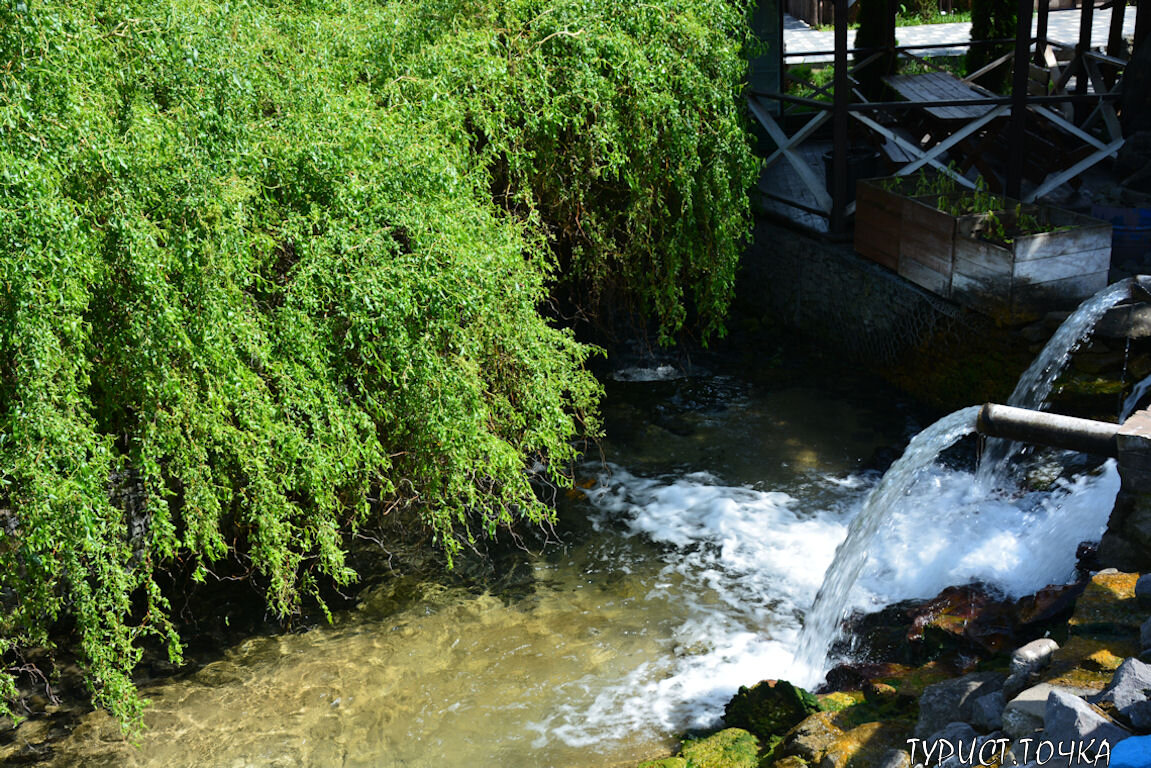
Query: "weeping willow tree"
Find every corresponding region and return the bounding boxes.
[0,0,759,727]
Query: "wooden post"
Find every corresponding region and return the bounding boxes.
[885,0,897,55]
[1006,0,1031,199]
[1075,0,1095,110]
[831,0,850,232]
[1137,0,1149,50]
[1035,0,1050,66]
[1108,0,1127,57]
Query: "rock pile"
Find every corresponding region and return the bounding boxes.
[635,570,1151,768]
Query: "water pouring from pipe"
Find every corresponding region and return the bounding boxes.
[795,278,1149,688]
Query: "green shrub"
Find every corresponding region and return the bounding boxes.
[966,0,1015,90]
[0,0,756,727]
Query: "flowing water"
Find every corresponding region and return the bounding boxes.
[19,350,1122,767]
[977,278,1139,488]
[791,406,982,683]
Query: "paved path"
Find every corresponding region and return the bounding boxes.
[784,7,1136,62]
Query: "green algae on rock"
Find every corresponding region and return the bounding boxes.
[637,758,688,768]
[680,728,761,768]
[724,679,820,743]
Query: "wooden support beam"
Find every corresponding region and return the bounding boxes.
[831,0,850,232]
[1035,0,1051,66]
[1074,0,1095,125]
[1108,0,1127,60]
[848,111,979,186]
[1138,0,1149,50]
[1006,0,1033,199]
[748,97,834,212]
[1024,137,1125,201]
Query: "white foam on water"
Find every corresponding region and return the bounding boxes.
[536,467,854,746]
[857,460,1120,606]
[551,458,1120,747]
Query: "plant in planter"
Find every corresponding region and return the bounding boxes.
[856,171,1013,295]
[953,204,1113,322]
[856,171,1112,321]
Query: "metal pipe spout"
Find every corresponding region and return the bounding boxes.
[976,403,1119,458]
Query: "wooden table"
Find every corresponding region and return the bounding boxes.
[882,72,996,121]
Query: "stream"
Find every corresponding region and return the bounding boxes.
[20,346,1122,767]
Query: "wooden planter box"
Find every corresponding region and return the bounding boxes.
[854,178,1002,299]
[854,178,906,271]
[952,207,1113,323]
[856,176,1112,322]
[897,193,990,298]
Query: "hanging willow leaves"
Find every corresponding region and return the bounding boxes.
[0,0,756,726]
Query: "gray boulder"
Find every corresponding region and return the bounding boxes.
[920,722,977,767]
[970,691,1005,732]
[1141,617,1151,655]
[1011,638,1060,676]
[1045,689,1130,766]
[915,672,1004,738]
[1093,657,1151,731]
[875,748,910,768]
[939,732,1010,768]
[1003,684,1058,738]
[1003,640,1059,700]
[1137,573,1151,610]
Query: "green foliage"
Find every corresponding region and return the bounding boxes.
[373,0,760,342]
[966,0,1016,90]
[0,0,753,727]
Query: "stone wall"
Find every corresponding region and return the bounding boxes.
[743,219,965,366]
[739,218,1035,408]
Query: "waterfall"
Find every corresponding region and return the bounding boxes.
[796,277,1151,686]
[976,279,1141,488]
[792,406,981,684]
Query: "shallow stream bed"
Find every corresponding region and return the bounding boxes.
[19,348,1120,767]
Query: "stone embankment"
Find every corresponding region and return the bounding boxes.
[635,570,1151,768]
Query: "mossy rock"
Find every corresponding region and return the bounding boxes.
[1042,635,1139,692]
[817,691,862,712]
[770,757,809,768]
[820,721,909,768]
[680,728,761,768]
[637,759,688,768]
[891,661,962,698]
[1068,571,1142,635]
[724,680,820,741]
[780,711,845,764]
